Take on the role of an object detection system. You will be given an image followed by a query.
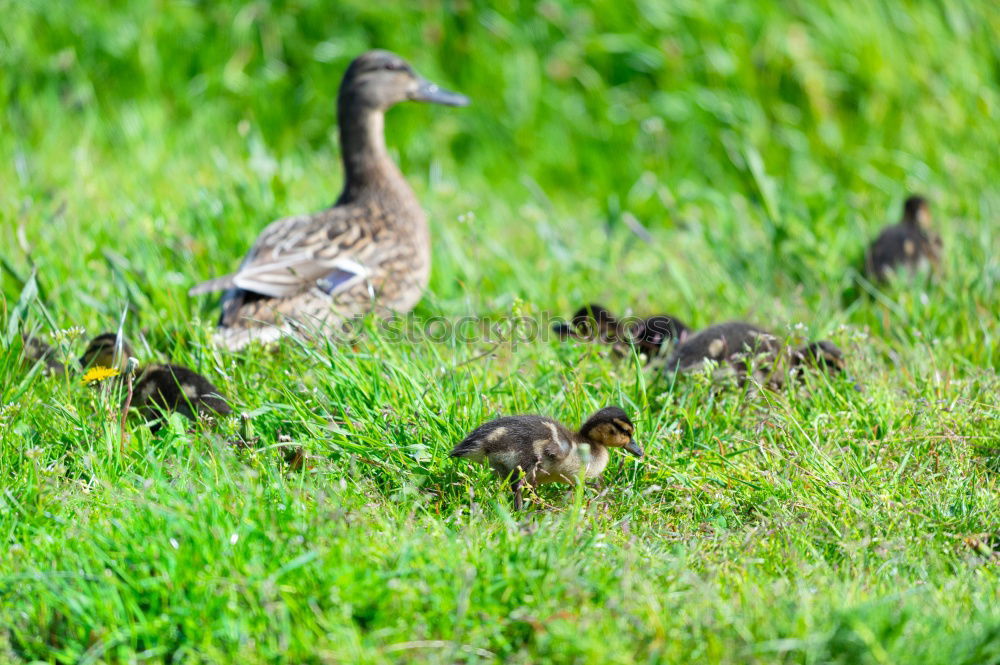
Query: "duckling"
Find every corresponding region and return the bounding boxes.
[788,340,847,374]
[864,195,942,282]
[552,303,621,344]
[665,322,780,375]
[553,304,689,359]
[20,334,65,374]
[664,322,844,389]
[189,50,469,350]
[450,406,643,510]
[633,314,691,358]
[79,332,134,371]
[81,333,232,423]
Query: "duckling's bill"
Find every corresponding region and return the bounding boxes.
[625,438,644,458]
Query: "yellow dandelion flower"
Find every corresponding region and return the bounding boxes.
[81,366,120,384]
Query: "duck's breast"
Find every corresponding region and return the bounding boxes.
[584,444,610,478]
[536,441,609,485]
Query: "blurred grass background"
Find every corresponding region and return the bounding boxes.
[1,1,999,663]
[3,0,998,349]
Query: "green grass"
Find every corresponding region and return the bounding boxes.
[2,0,999,662]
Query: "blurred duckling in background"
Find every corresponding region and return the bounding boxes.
[553,303,620,344]
[81,333,232,423]
[450,406,643,510]
[865,195,942,282]
[553,303,689,360]
[665,322,780,375]
[20,334,65,375]
[634,314,691,358]
[664,321,846,389]
[79,332,133,372]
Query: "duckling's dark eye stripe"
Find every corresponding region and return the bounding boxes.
[611,419,635,435]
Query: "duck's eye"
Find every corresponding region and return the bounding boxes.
[382,61,406,72]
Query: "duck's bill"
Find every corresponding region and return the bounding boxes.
[411,78,470,106]
[624,439,644,458]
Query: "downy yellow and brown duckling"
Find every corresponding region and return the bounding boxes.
[864,195,942,282]
[553,303,689,360]
[189,50,469,350]
[80,333,232,423]
[664,321,845,389]
[450,406,643,510]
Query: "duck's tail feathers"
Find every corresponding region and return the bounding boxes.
[212,323,289,351]
[189,274,238,296]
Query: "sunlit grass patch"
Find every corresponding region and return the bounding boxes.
[1,1,999,662]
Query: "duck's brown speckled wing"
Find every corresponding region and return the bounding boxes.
[450,415,574,476]
[194,197,429,350]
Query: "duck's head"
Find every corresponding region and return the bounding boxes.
[80,333,134,371]
[552,303,617,339]
[792,340,846,373]
[902,195,931,230]
[339,50,469,112]
[635,315,690,352]
[580,406,643,457]
[571,303,616,328]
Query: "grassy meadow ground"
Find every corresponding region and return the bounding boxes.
[2,1,1000,662]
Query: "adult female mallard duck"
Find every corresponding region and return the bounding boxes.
[864,195,942,282]
[189,50,469,350]
[451,406,643,510]
[81,333,232,424]
[664,321,845,389]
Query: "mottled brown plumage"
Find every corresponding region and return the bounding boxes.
[664,322,845,389]
[189,50,469,350]
[81,333,232,424]
[553,303,689,360]
[451,406,643,510]
[864,195,942,282]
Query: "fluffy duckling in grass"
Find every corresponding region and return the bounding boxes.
[552,303,619,343]
[81,333,232,423]
[553,303,689,360]
[20,334,65,374]
[450,406,643,510]
[634,314,691,358]
[865,195,942,282]
[79,333,133,372]
[664,322,845,389]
